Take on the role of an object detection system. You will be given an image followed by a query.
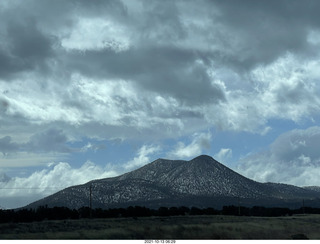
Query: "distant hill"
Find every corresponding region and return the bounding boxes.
[303,186,320,193]
[24,155,320,210]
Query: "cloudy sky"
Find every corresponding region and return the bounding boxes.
[1,0,320,209]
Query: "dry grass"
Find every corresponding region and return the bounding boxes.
[1,214,320,239]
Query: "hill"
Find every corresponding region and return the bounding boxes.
[24,155,320,209]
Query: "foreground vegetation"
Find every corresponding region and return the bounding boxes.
[1,205,319,223]
[1,214,320,239]
[1,205,320,239]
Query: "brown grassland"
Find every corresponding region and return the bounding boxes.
[0,214,319,239]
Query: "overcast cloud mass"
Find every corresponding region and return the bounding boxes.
[1,0,320,209]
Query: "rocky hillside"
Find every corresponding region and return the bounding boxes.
[24,155,320,209]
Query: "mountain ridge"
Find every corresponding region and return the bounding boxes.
[24,155,320,210]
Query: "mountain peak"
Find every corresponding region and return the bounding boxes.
[191,155,214,161]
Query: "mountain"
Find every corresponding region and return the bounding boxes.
[303,186,320,193]
[24,155,320,210]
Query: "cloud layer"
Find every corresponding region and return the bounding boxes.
[1,0,320,146]
[238,126,320,186]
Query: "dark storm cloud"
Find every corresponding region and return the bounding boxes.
[8,20,53,60]
[2,0,319,79]
[67,46,225,105]
[0,127,109,157]
[13,0,127,26]
[210,0,320,69]
[139,0,186,42]
[0,18,56,79]
[0,97,9,113]
[0,0,127,79]
[0,136,19,155]
[0,129,71,155]
[25,129,71,153]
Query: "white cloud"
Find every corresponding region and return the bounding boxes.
[1,72,188,143]
[61,17,130,52]
[251,53,320,121]
[214,148,232,164]
[203,53,320,134]
[168,132,211,159]
[79,142,105,153]
[124,144,161,170]
[2,77,84,125]
[237,126,320,186]
[0,161,118,209]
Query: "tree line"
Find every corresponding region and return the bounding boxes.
[0,205,319,223]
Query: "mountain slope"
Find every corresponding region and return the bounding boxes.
[118,155,265,198]
[24,155,320,209]
[303,186,320,193]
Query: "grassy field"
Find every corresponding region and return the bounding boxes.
[0,214,319,239]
